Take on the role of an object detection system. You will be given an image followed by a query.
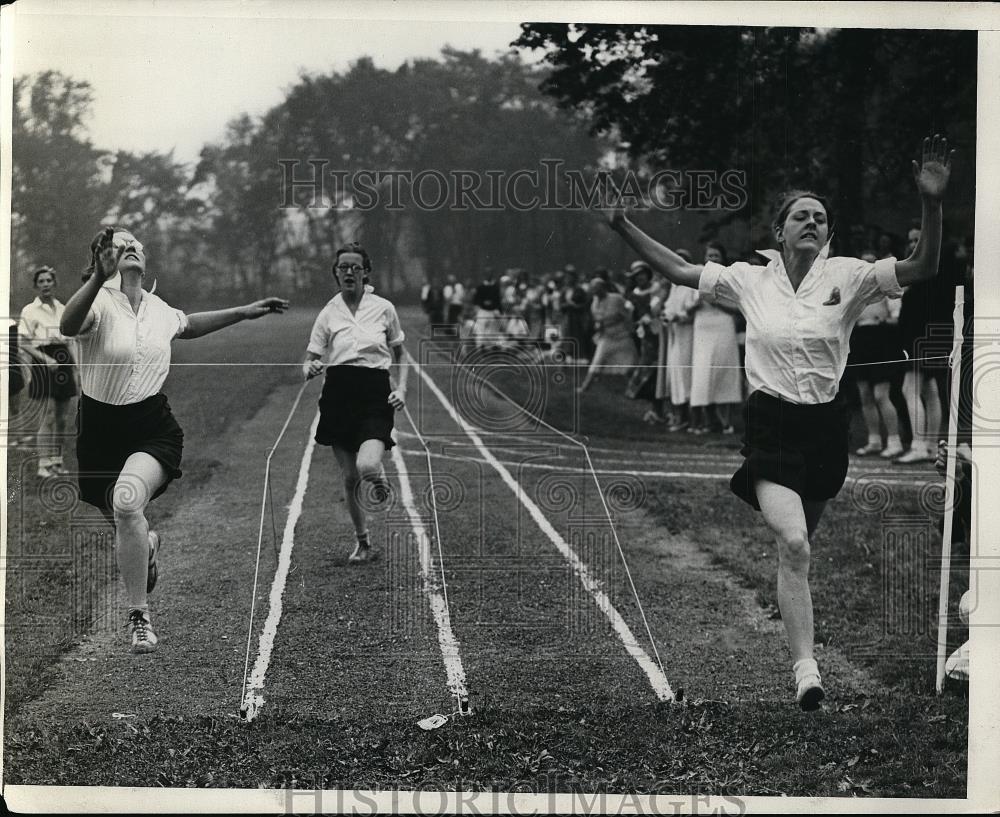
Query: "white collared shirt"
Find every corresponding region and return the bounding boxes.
[306,286,404,370]
[699,245,902,404]
[19,296,69,344]
[75,279,189,405]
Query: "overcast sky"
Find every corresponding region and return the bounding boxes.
[9,1,524,165]
[6,0,993,169]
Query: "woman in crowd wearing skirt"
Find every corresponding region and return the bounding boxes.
[303,243,408,564]
[661,249,697,432]
[604,136,952,709]
[688,243,742,434]
[576,276,637,393]
[19,266,79,476]
[847,251,905,459]
[60,227,289,653]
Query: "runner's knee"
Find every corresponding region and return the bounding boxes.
[112,474,151,521]
[775,527,811,567]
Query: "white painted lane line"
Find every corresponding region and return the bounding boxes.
[241,409,320,721]
[390,442,470,704]
[410,355,674,702]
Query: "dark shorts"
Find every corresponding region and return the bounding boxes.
[76,393,184,512]
[731,390,850,511]
[315,365,395,453]
[848,324,903,385]
[9,364,25,397]
[29,343,78,400]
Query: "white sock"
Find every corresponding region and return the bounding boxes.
[885,434,902,449]
[793,658,820,683]
[867,434,881,447]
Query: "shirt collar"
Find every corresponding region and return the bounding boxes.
[104,273,148,304]
[334,284,375,307]
[755,239,833,268]
[30,296,61,309]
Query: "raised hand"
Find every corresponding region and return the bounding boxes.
[243,297,290,319]
[93,227,124,280]
[912,134,955,201]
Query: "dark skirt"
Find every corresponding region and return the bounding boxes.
[315,365,396,453]
[8,325,25,396]
[847,323,903,385]
[76,393,184,512]
[9,362,25,397]
[29,343,78,400]
[731,390,850,511]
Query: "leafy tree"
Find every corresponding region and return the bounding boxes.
[10,71,115,306]
[513,25,977,247]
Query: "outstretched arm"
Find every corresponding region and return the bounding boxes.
[178,297,290,339]
[895,135,954,288]
[607,209,703,289]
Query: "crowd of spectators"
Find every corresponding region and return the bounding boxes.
[420,228,973,458]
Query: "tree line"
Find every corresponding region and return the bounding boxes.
[10,28,977,311]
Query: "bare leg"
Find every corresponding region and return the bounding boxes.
[112,452,168,610]
[922,373,943,443]
[856,381,881,450]
[332,446,365,536]
[36,396,55,471]
[755,479,816,664]
[355,439,387,485]
[874,381,903,456]
[902,368,928,453]
[51,397,74,468]
[714,403,732,429]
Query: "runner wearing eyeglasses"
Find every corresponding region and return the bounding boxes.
[303,242,408,564]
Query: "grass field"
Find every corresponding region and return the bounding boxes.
[2,306,970,802]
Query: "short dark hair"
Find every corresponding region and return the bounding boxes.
[33,265,56,286]
[333,242,372,275]
[771,190,834,242]
[705,241,729,265]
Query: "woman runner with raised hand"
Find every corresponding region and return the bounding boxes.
[303,242,408,564]
[603,136,953,709]
[60,227,289,654]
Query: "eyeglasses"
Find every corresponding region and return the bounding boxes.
[335,263,366,274]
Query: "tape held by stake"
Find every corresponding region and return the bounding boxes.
[239,379,313,719]
[417,701,471,731]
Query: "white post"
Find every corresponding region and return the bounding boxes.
[936,285,966,694]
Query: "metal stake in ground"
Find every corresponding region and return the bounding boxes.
[936,286,966,695]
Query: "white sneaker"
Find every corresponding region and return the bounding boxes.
[796,674,825,711]
[128,609,158,654]
[895,447,933,464]
[793,659,825,711]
